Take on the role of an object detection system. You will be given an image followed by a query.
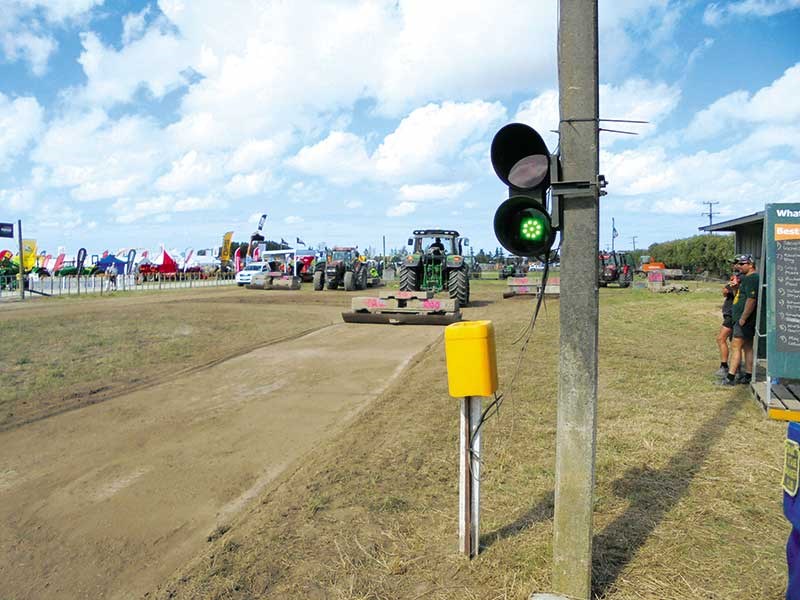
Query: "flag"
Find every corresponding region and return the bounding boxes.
[221,231,234,262]
[76,247,87,273]
[612,227,619,239]
[296,237,306,246]
[281,238,288,246]
[126,249,137,274]
[21,240,37,271]
[257,213,267,231]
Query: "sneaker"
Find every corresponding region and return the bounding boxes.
[715,377,736,387]
[737,377,752,385]
[715,366,728,378]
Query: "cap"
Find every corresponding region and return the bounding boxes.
[733,254,753,264]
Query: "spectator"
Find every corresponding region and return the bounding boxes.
[716,273,740,376]
[719,254,759,386]
[107,263,118,291]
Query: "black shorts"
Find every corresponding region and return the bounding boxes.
[722,315,733,329]
[733,320,755,340]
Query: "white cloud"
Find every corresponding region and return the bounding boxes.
[174,195,223,212]
[515,79,680,152]
[704,0,800,25]
[112,196,171,223]
[686,63,800,141]
[514,90,560,152]
[284,215,304,224]
[288,101,505,185]
[32,110,163,200]
[345,199,363,209]
[386,201,417,217]
[224,170,272,198]
[155,150,219,193]
[122,6,150,45]
[225,138,285,173]
[0,187,35,211]
[286,131,372,184]
[0,0,102,74]
[0,93,43,169]
[374,101,506,179]
[398,182,469,202]
[77,28,192,107]
[1,30,56,75]
[652,198,703,215]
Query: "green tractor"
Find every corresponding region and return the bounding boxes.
[398,229,470,306]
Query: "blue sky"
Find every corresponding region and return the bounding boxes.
[1,0,799,256]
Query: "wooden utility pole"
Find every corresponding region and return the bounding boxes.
[702,201,719,230]
[553,0,599,598]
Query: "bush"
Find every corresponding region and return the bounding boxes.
[649,234,734,278]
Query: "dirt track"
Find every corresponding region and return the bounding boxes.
[0,321,441,599]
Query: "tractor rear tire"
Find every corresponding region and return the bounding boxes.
[358,268,367,290]
[344,271,356,291]
[448,268,469,307]
[399,266,418,291]
[313,270,324,291]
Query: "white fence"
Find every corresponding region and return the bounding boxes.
[0,272,237,299]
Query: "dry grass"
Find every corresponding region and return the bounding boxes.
[154,281,787,599]
[0,288,341,430]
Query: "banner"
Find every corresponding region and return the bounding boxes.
[126,249,137,274]
[76,247,87,273]
[21,239,37,271]
[221,231,234,262]
[257,213,267,231]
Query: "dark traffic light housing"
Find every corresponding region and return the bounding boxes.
[491,123,557,257]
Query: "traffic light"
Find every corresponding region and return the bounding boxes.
[491,123,556,257]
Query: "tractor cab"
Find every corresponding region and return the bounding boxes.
[408,230,463,257]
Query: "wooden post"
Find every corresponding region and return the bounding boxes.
[459,396,481,558]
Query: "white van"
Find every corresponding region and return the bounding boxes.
[236,261,270,286]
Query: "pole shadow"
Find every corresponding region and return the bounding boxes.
[480,490,555,550]
[591,396,746,597]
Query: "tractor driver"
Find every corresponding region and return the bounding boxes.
[428,237,445,256]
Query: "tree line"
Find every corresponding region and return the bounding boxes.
[648,234,734,277]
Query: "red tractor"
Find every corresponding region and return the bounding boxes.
[598,251,635,288]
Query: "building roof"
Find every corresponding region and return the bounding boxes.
[699,211,764,232]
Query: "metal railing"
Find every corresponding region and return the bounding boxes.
[0,272,237,299]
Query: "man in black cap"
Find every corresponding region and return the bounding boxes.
[719,254,758,386]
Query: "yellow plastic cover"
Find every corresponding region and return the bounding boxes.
[444,320,498,397]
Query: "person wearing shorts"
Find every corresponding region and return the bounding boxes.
[716,273,740,376]
[720,255,759,386]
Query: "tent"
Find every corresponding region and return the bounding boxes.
[97,255,126,274]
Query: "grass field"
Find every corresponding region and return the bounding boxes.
[140,281,784,600]
[1,282,788,598]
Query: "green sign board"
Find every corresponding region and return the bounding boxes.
[765,203,800,378]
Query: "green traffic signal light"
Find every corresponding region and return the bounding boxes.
[494,197,554,257]
[520,214,546,241]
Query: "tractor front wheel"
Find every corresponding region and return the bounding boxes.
[448,268,469,307]
[344,271,356,291]
[399,266,418,291]
[313,270,324,291]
